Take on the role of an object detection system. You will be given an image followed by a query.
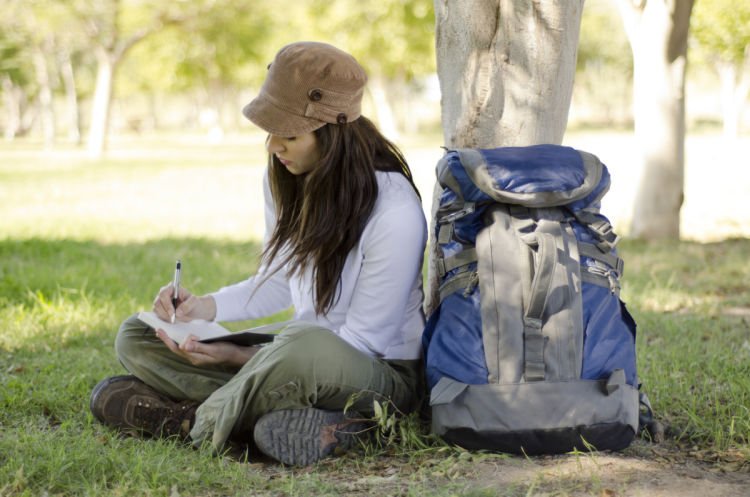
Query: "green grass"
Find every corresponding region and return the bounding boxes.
[621,240,750,449]
[1,136,749,495]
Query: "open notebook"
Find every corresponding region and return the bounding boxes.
[137,311,285,347]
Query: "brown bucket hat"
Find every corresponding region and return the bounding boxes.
[243,41,368,136]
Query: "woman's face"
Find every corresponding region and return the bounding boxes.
[266,132,321,175]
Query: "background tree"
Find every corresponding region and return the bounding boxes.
[0,0,436,150]
[3,1,80,146]
[0,29,35,140]
[575,0,632,126]
[117,0,274,134]
[170,2,273,133]
[427,0,584,312]
[302,0,435,138]
[70,0,216,157]
[691,0,750,138]
[616,0,695,240]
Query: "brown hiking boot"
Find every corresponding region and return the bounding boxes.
[90,375,198,440]
[253,408,370,466]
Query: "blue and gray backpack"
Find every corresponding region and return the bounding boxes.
[422,145,643,454]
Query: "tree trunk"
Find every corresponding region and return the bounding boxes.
[368,75,400,141]
[717,51,750,139]
[32,45,56,148]
[2,75,22,141]
[718,62,741,138]
[427,0,584,313]
[147,92,160,131]
[87,47,117,158]
[58,48,82,144]
[617,0,695,240]
[434,0,583,149]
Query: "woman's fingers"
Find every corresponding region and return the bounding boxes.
[155,328,180,353]
[156,329,253,367]
[180,334,201,352]
[153,283,174,320]
[155,331,206,365]
[177,286,192,302]
[174,295,199,322]
[153,283,193,321]
[154,332,212,366]
[175,295,216,322]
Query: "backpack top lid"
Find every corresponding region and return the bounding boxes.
[436,144,610,212]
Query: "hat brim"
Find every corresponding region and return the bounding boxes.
[242,96,326,137]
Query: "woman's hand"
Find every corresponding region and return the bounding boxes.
[154,330,259,367]
[152,283,217,323]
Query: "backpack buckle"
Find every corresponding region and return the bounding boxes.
[439,202,476,224]
[590,220,620,251]
[572,210,620,251]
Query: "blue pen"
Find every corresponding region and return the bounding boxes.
[171,260,181,323]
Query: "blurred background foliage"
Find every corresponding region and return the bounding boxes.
[0,0,748,148]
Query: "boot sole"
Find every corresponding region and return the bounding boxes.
[253,408,368,466]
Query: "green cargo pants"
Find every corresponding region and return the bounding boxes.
[115,314,422,451]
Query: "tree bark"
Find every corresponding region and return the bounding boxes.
[427,0,584,313]
[617,0,695,240]
[434,0,583,149]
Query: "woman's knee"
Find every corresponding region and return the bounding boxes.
[114,313,151,363]
[277,327,351,365]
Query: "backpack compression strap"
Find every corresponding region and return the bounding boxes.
[519,231,558,382]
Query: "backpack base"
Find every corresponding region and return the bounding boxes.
[441,423,636,455]
[430,374,639,454]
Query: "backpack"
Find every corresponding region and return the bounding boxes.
[422,145,640,455]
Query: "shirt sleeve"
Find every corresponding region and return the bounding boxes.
[210,170,292,322]
[335,199,427,357]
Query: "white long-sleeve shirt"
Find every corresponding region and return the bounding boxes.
[210,170,427,360]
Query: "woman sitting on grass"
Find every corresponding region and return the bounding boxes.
[89,41,427,466]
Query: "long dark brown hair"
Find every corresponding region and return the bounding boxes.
[262,116,420,315]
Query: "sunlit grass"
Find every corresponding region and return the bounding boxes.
[620,239,750,450]
[0,131,444,244]
[0,289,117,352]
[0,136,270,243]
